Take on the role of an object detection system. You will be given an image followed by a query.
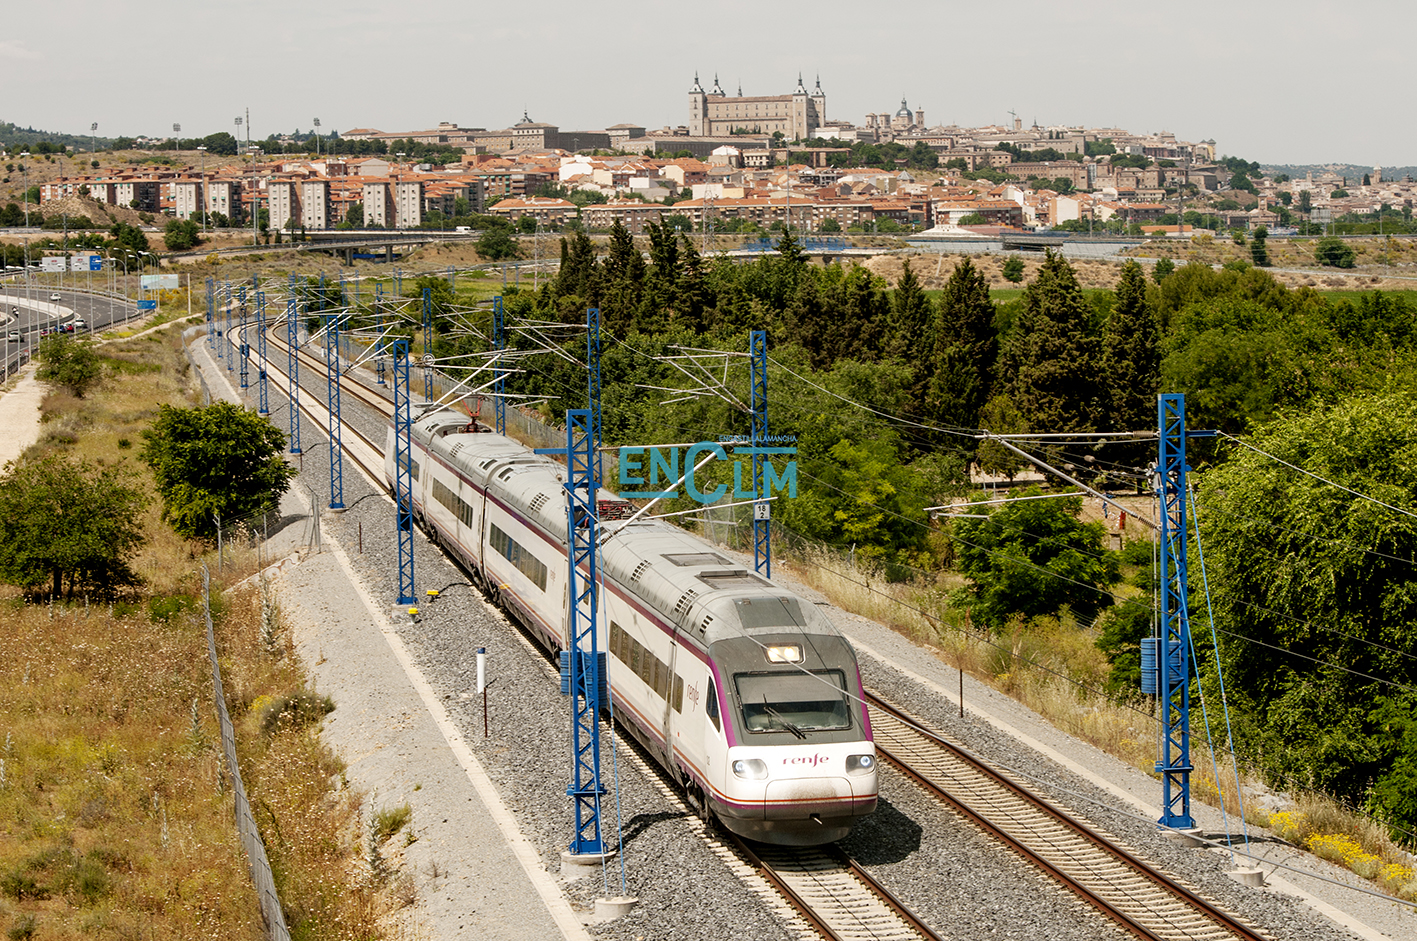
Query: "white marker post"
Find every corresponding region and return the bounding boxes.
[477,647,488,737]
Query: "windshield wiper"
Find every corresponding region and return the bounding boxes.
[762,700,806,739]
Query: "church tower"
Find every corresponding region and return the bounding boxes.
[811,75,826,126]
[689,73,707,136]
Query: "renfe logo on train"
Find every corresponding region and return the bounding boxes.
[617,435,798,504]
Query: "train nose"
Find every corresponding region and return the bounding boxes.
[764,777,854,820]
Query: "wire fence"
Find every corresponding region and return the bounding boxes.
[200,565,291,941]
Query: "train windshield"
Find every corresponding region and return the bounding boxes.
[735,670,851,734]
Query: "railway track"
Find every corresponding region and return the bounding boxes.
[728,836,943,941]
[866,693,1268,941]
[204,326,1270,941]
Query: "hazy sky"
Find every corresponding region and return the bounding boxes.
[2,1,1409,167]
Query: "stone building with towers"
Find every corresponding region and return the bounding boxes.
[688,73,826,140]
[864,99,925,141]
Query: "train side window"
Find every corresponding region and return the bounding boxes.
[706,679,721,731]
[630,641,641,678]
[610,622,624,661]
[672,675,684,713]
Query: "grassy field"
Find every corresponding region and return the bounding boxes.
[0,329,396,940]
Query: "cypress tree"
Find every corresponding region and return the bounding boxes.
[926,257,997,433]
[885,260,933,362]
[599,219,645,333]
[1101,259,1159,433]
[998,249,1100,433]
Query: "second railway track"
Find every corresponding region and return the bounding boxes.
[866,693,1268,941]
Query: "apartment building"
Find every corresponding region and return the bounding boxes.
[172,181,203,220]
[207,180,242,221]
[267,181,302,231]
[301,180,330,230]
[395,180,423,228]
[363,182,394,227]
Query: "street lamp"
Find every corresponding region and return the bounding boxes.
[313,118,321,157]
[196,146,208,235]
[19,152,29,227]
[91,122,98,157]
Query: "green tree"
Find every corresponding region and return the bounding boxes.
[884,260,932,362]
[1316,236,1355,268]
[950,488,1118,629]
[1152,257,1175,283]
[818,217,842,233]
[1100,260,1159,445]
[163,218,201,251]
[1001,255,1025,283]
[0,455,145,598]
[1297,190,1312,215]
[1331,188,1349,199]
[36,334,102,397]
[476,226,519,261]
[1250,225,1271,267]
[1199,393,1417,835]
[926,257,996,435]
[139,402,298,541]
[998,250,1101,434]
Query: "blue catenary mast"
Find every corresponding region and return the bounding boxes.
[205,277,215,349]
[286,300,302,455]
[375,285,386,386]
[493,295,506,435]
[227,285,239,373]
[1155,393,1194,829]
[392,339,416,605]
[325,310,345,510]
[587,307,602,487]
[238,292,249,390]
[750,329,770,577]
[256,291,268,415]
[423,286,434,401]
[536,410,607,857]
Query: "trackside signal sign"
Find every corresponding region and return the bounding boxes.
[618,435,797,503]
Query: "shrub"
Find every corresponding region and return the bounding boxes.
[257,689,334,734]
[372,803,412,843]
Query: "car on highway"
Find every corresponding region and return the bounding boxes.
[49,292,61,301]
[6,332,21,343]
[62,323,75,333]
[72,319,87,330]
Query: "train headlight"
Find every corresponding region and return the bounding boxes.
[846,754,875,775]
[732,758,769,780]
[765,645,802,663]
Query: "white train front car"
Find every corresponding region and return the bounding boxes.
[388,411,878,846]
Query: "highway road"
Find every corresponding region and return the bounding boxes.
[0,284,142,378]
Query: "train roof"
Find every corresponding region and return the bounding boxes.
[412,410,839,645]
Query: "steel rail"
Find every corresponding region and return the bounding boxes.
[865,692,1268,941]
[726,833,944,941]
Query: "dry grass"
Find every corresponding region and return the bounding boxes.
[779,543,1417,899]
[0,324,398,939]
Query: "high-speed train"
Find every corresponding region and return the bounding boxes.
[385,410,878,845]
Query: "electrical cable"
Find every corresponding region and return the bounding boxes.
[1189,481,1251,855]
[1220,431,1417,522]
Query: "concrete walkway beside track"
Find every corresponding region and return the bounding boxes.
[0,363,46,467]
[190,338,590,941]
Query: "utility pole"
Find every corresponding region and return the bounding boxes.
[493,295,506,435]
[392,339,416,606]
[750,329,770,577]
[1152,393,1194,831]
[535,410,609,864]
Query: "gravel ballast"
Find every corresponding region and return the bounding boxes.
[191,335,1413,941]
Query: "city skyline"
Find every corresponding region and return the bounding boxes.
[0,1,1411,166]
